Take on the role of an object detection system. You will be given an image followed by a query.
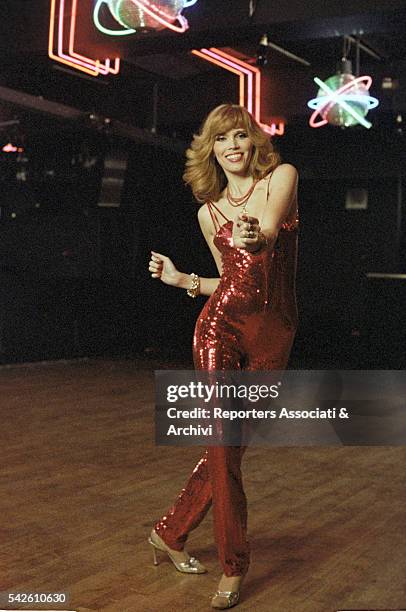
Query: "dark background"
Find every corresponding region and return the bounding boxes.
[0,0,405,367]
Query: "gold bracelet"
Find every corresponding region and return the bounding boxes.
[186,273,200,298]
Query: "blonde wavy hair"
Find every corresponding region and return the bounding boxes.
[183,104,281,203]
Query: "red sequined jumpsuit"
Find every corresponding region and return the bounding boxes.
[154,180,298,577]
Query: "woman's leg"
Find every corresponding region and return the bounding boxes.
[153,449,212,551]
[208,445,250,577]
[153,445,250,575]
[194,319,250,576]
[154,317,250,576]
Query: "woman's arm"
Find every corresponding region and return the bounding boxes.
[149,252,220,296]
[233,164,298,253]
[175,272,220,296]
[148,204,222,297]
[260,163,298,247]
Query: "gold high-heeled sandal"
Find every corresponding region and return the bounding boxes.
[211,572,245,609]
[211,590,240,609]
[148,529,207,574]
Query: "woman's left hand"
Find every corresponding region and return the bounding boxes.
[232,213,263,252]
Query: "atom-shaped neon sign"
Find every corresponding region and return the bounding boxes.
[94,0,198,36]
[307,74,379,129]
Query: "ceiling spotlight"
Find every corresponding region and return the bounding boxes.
[256,34,269,67]
[255,34,311,68]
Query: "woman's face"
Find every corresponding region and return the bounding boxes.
[212,126,254,176]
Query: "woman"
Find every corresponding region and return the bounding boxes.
[148,104,298,609]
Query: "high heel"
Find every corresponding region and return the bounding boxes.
[148,529,207,574]
[211,590,240,609]
[211,573,245,609]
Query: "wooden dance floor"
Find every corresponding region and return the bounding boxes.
[1,358,405,612]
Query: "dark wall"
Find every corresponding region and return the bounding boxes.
[0,121,404,367]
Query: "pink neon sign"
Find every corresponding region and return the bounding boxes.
[191,48,285,136]
[49,0,120,76]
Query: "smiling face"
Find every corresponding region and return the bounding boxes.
[212,127,254,176]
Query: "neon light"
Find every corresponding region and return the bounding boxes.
[49,0,120,77]
[59,0,106,73]
[69,0,120,73]
[130,0,189,33]
[183,0,198,6]
[314,77,372,129]
[93,0,136,35]
[57,0,102,73]
[210,48,261,121]
[308,93,379,110]
[49,0,99,75]
[98,0,194,35]
[201,49,254,114]
[314,76,378,122]
[202,49,253,113]
[135,0,181,22]
[308,75,379,129]
[191,49,245,105]
[192,47,285,136]
[262,122,285,136]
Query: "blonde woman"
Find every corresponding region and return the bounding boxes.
[148,104,298,609]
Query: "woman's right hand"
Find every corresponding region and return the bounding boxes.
[149,251,181,287]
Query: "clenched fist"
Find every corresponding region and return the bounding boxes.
[232,213,263,252]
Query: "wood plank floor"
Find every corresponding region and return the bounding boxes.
[0,358,405,612]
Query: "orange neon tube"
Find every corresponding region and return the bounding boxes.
[191,49,245,106]
[49,0,99,75]
[69,0,120,74]
[208,48,261,121]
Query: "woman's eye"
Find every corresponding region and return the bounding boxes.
[215,132,247,141]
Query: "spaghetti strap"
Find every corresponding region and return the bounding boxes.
[206,201,220,232]
[206,200,230,232]
[259,172,273,226]
[265,172,273,202]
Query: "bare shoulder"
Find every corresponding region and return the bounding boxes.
[271,163,298,182]
[197,202,213,234]
[198,202,209,224]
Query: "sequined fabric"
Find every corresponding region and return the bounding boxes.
[154,446,249,576]
[154,450,211,551]
[194,215,298,371]
[154,196,298,577]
